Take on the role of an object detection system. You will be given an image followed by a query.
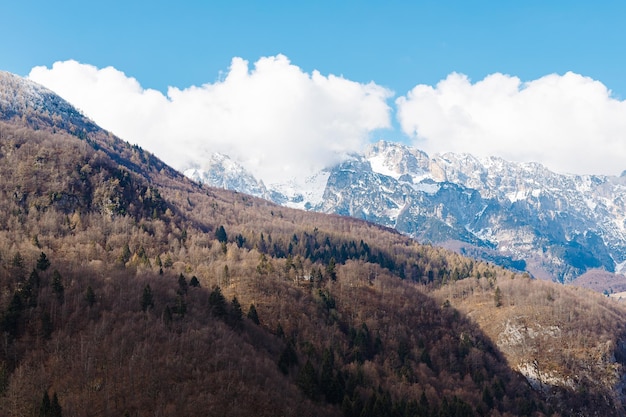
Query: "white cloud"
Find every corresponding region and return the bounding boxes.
[30,60,625,178]
[397,72,626,176]
[29,56,393,184]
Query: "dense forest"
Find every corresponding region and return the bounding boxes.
[1,73,626,416]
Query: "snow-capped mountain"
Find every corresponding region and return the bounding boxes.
[187,140,626,283]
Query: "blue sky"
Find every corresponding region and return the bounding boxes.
[5,1,625,95]
[5,1,626,181]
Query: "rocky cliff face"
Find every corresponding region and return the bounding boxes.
[186,140,626,284]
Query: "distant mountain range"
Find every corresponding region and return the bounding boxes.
[186,141,626,284]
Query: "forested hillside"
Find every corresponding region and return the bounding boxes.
[1,71,626,416]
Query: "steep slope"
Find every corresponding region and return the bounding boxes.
[2,71,626,416]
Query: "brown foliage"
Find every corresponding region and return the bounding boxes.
[434,274,626,415]
[1,96,623,416]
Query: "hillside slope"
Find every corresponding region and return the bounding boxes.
[0,70,625,416]
[434,276,626,415]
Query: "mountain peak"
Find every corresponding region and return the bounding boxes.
[365,140,430,181]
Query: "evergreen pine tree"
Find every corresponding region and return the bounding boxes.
[36,252,51,271]
[297,360,320,400]
[141,284,154,312]
[119,244,131,264]
[2,292,23,337]
[174,295,187,317]
[163,306,173,326]
[215,225,228,243]
[320,348,343,403]
[177,273,188,295]
[482,386,494,409]
[235,233,246,248]
[247,303,260,325]
[326,257,337,281]
[29,269,41,288]
[229,296,243,328]
[85,285,96,307]
[494,286,503,307]
[51,271,64,304]
[278,341,298,374]
[39,391,51,417]
[51,392,62,417]
[208,286,227,317]
[11,252,24,269]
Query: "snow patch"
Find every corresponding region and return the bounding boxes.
[585,198,597,211]
[270,170,330,207]
[507,190,527,203]
[506,189,542,202]
[368,154,401,179]
[615,260,626,275]
[413,182,439,194]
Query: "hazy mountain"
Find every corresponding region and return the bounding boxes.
[184,153,269,198]
[193,139,626,284]
[3,70,626,416]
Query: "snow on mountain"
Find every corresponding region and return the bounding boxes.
[0,70,98,136]
[365,140,430,182]
[184,153,268,198]
[185,139,626,283]
[268,170,331,210]
[0,70,50,108]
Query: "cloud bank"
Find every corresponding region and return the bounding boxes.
[29,58,626,180]
[397,72,626,176]
[29,56,393,184]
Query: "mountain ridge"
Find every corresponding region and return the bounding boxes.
[190,139,626,285]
